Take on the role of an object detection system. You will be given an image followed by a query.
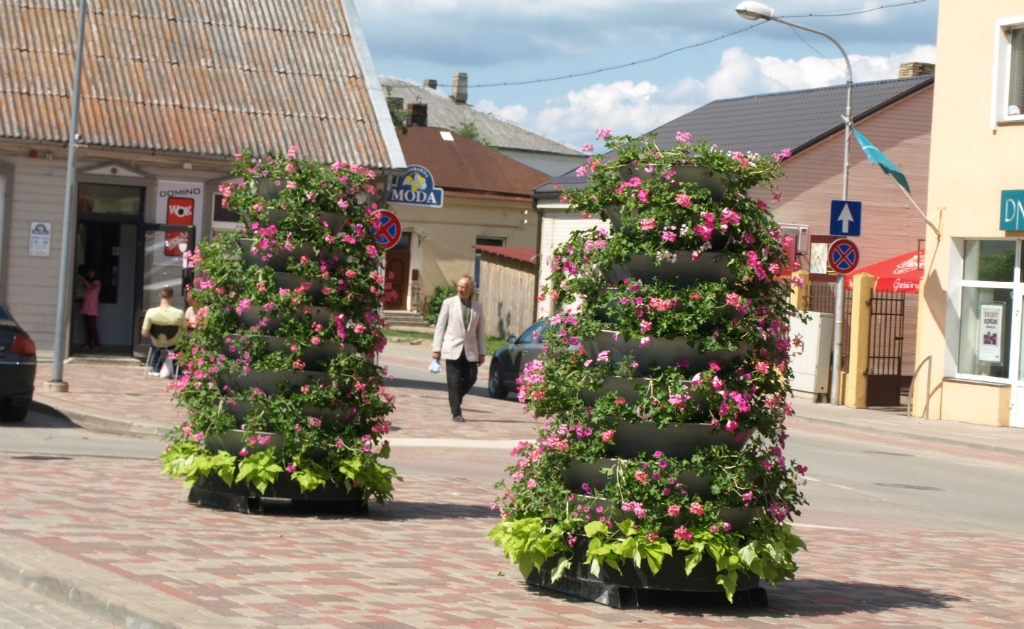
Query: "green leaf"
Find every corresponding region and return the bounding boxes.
[551,556,571,582]
[584,520,609,539]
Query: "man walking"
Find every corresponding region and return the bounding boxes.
[432,276,486,422]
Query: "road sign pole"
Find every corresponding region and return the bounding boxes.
[831,274,844,405]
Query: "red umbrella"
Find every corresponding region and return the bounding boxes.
[844,249,924,292]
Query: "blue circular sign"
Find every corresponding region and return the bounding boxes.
[827,238,860,274]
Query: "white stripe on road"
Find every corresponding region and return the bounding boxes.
[792,523,860,531]
[387,438,523,450]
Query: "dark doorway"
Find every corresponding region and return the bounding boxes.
[384,232,411,310]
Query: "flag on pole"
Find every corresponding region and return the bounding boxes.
[851,126,911,193]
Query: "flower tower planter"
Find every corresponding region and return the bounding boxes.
[160,147,399,514]
[488,132,808,606]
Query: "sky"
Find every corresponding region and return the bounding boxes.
[353,0,939,150]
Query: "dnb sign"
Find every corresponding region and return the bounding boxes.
[388,165,444,208]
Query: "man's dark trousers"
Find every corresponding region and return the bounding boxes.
[446,351,477,416]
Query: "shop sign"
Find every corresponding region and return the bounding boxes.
[388,165,444,208]
[978,302,1004,364]
[29,221,51,257]
[999,190,1024,230]
[157,182,203,257]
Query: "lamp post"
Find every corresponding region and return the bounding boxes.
[736,1,853,406]
[47,0,88,392]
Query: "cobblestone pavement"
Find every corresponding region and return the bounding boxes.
[2,454,1022,628]
[0,578,114,629]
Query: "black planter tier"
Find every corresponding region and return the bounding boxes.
[239,306,334,330]
[221,399,353,425]
[577,376,651,406]
[188,472,366,515]
[224,336,351,370]
[612,419,748,459]
[560,458,617,490]
[676,507,757,532]
[256,208,348,234]
[217,370,332,395]
[238,239,345,272]
[204,429,284,455]
[619,164,728,200]
[273,273,326,303]
[527,547,762,609]
[582,331,748,375]
[605,253,735,286]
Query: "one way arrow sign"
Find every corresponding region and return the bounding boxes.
[829,200,862,237]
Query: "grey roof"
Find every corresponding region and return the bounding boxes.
[380,76,582,157]
[535,75,934,196]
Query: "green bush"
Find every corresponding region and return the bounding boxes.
[423,282,457,325]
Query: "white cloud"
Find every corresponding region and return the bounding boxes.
[706,44,938,99]
[532,80,696,145]
[476,99,529,124]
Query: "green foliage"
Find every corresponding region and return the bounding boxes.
[235,450,284,494]
[452,121,492,147]
[385,86,411,135]
[160,442,237,489]
[487,517,570,579]
[423,282,458,324]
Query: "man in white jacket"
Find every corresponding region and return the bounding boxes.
[432,276,486,422]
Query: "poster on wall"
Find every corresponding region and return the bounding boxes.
[978,302,1004,364]
[156,181,203,257]
[29,222,51,257]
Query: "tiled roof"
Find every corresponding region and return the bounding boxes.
[381,76,581,157]
[535,75,934,196]
[0,0,405,169]
[396,126,549,199]
[472,245,537,265]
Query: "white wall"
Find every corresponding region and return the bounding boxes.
[537,203,609,318]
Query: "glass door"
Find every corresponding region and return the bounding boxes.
[1012,291,1024,428]
[134,224,194,355]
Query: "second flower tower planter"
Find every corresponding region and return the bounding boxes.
[489,132,809,605]
[160,147,399,514]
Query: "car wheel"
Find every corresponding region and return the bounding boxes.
[488,364,509,399]
[0,398,29,422]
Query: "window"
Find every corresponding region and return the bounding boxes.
[77,183,144,216]
[475,237,505,246]
[956,240,1018,379]
[994,18,1024,124]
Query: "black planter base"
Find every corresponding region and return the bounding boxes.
[526,551,765,609]
[187,475,367,516]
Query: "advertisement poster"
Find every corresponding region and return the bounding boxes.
[978,302,1004,364]
[156,181,203,257]
[29,222,51,257]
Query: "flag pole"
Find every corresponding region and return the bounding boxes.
[888,175,940,237]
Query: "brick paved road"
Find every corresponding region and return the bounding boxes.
[2,453,1022,628]
[0,578,114,629]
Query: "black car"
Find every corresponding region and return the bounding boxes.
[488,319,549,399]
[0,304,36,422]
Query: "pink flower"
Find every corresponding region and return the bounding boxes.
[645,532,660,543]
[238,448,249,457]
[667,504,681,517]
[661,230,677,243]
[575,165,587,177]
[673,525,693,541]
[596,128,613,139]
[675,193,692,208]
[639,218,656,231]
[637,189,649,203]
[309,417,322,427]
[366,245,378,259]
[581,142,595,153]
[675,131,692,143]
[689,502,704,516]
[780,148,792,159]
[336,438,345,448]
[285,463,297,473]
[635,471,649,483]
[600,430,615,443]
[527,478,537,489]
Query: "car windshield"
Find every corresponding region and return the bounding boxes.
[0,304,12,322]
[517,321,548,344]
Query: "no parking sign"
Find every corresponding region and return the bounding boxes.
[827,238,860,275]
[374,210,402,250]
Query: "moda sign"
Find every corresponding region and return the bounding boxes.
[388,165,444,208]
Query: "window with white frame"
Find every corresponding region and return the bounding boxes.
[957,240,1017,379]
[994,18,1024,124]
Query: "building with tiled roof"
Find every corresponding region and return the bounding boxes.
[0,0,404,357]
[381,75,582,176]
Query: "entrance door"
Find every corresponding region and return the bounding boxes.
[1012,293,1024,428]
[383,232,411,310]
[134,224,194,355]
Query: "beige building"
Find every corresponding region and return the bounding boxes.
[387,126,548,312]
[912,0,1024,427]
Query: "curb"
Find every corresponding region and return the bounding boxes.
[30,400,170,438]
[791,413,1024,459]
[0,550,183,629]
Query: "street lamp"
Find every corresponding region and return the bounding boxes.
[735,1,853,406]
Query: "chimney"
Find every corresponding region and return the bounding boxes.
[452,72,468,104]
[898,62,935,78]
[423,79,437,90]
[408,103,427,127]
